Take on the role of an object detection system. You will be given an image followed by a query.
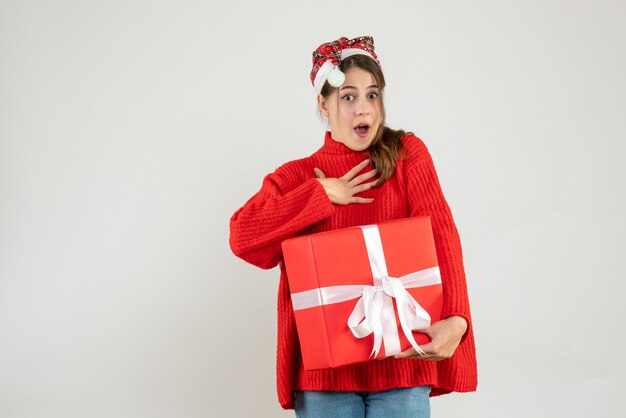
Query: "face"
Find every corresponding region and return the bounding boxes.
[317,67,382,151]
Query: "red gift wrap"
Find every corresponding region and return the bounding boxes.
[281,216,444,370]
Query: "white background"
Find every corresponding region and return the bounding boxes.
[1,0,625,417]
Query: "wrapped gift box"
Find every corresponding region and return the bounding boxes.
[281,216,443,370]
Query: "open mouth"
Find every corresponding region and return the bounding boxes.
[354,124,370,137]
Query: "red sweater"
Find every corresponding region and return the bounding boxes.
[229,130,477,410]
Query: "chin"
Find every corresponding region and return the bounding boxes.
[338,127,377,151]
[348,144,367,152]
[349,142,372,152]
[352,133,376,150]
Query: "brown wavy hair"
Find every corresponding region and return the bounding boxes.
[317,54,415,187]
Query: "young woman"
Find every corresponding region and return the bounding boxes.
[229,35,477,418]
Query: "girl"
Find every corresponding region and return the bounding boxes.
[229,35,477,418]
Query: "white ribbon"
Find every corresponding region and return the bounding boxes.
[290,224,441,358]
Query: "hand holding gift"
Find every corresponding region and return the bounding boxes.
[395,315,468,361]
[281,216,444,370]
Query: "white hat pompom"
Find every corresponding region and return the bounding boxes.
[326,66,345,88]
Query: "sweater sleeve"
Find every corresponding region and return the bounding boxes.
[404,138,472,343]
[229,166,336,270]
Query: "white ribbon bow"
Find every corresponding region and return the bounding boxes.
[290,224,442,358]
[347,275,432,358]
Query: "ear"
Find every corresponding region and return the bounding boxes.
[317,93,329,117]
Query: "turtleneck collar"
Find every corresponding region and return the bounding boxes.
[316,130,371,156]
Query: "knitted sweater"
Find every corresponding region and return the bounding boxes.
[229,130,477,410]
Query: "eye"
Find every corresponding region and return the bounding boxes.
[341,94,354,101]
[368,92,378,99]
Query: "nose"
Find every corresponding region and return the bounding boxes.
[356,105,370,116]
[354,97,373,116]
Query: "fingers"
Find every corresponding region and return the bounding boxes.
[348,168,378,187]
[354,178,381,194]
[393,349,415,359]
[314,161,379,205]
[404,355,442,361]
[394,347,439,361]
[313,167,326,178]
[394,342,434,358]
[393,342,453,361]
[348,177,379,204]
[397,353,431,360]
[341,159,372,181]
[351,196,375,204]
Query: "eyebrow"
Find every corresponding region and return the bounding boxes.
[339,84,379,91]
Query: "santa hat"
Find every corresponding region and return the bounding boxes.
[310,36,381,94]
